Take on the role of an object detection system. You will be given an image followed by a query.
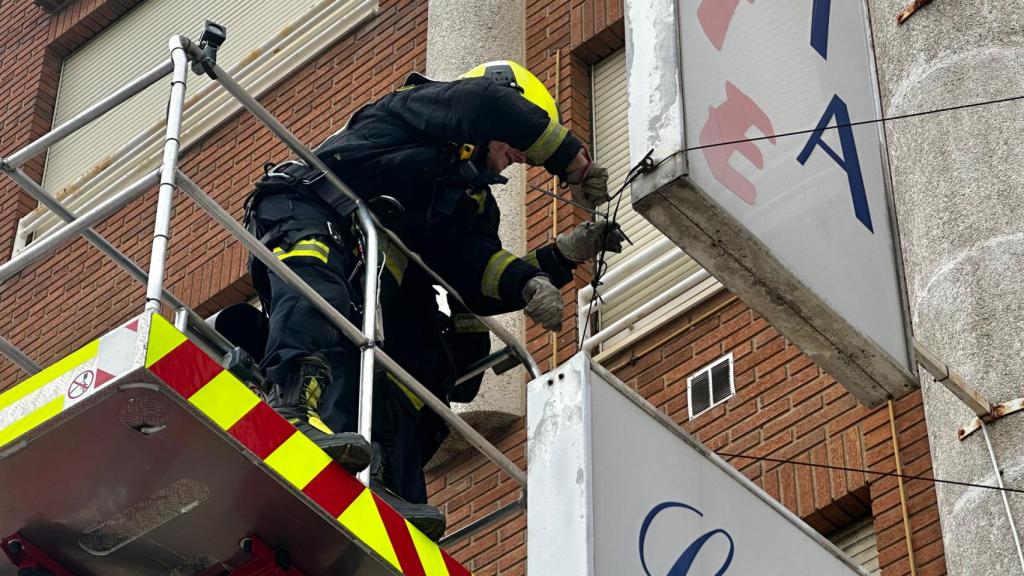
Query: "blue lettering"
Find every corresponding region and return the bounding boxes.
[797,95,874,232]
[639,502,735,576]
[810,0,832,59]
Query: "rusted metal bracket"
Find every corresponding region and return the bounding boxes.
[959,398,1024,441]
[914,339,993,417]
[912,340,1021,442]
[897,0,935,24]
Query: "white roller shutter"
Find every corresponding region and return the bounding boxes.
[44,0,318,193]
[591,49,721,351]
[19,0,378,251]
[829,518,882,576]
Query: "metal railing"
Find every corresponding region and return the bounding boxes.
[0,32,532,515]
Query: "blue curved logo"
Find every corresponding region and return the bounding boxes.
[639,502,735,576]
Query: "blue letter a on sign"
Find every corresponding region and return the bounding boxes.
[797,95,874,233]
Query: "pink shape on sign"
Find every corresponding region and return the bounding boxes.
[697,0,757,50]
[699,82,776,205]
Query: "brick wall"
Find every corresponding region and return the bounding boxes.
[0,0,428,388]
[0,1,949,575]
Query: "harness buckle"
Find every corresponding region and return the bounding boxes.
[326,220,343,247]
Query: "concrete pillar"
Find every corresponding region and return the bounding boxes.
[867,1,1024,573]
[424,0,526,461]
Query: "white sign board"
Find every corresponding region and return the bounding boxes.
[528,354,868,576]
[625,0,916,405]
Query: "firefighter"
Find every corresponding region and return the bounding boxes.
[245,60,620,539]
[356,203,623,540]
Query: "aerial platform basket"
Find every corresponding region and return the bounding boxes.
[0,311,471,576]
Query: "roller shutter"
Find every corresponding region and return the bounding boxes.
[591,49,720,350]
[19,0,377,251]
[830,517,881,576]
[44,0,322,193]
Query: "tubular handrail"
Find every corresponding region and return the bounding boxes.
[0,32,535,492]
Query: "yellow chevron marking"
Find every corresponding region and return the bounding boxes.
[264,430,332,489]
[408,519,449,576]
[0,339,99,412]
[338,490,401,570]
[0,396,64,447]
[145,314,187,367]
[187,370,259,430]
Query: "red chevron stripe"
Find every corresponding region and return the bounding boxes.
[149,340,222,398]
[373,493,426,576]
[303,462,364,518]
[227,401,295,459]
[442,550,471,576]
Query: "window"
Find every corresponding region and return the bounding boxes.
[16,0,379,253]
[589,49,723,354]
[829,518,881,575]
[687,353,734,419]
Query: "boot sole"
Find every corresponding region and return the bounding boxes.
[317,437,372,474]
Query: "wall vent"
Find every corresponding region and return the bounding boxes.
[687,353,735,419]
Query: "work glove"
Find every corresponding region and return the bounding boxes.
[569,161,610,209]
[522,276,563,332]
[555,220,628,262]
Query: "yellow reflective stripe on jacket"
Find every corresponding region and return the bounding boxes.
[453,313,488,333]
[522,250,540,269]
[469,190,488,215]
[387,373,424,411]
[525,117,569,165]
[481,249,518,299]
[380,238,408,284]
[273,238,330,264]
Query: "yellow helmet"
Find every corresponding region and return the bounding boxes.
[459,61,559,124]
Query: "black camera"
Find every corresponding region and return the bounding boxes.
[193,20,227,78]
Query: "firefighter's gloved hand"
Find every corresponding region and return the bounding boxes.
[522,276,563,332]
[555,220,627,262]
[569,161,610,209]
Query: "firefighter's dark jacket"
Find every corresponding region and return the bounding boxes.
[309,76,584,314]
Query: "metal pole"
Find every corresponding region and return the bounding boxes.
[205,63,542,380]
[0,173,158,284]
[356,221,379,484]
[455,347,513,386]
[887,400,918,576]
[0,336,40,375]
[980,422,1024,575]
[174,308,190,331]
[145,37,191,313]
[438,495,525,546]
[2,61,173,170]
[176,172,527,487]
[1,168,233,356]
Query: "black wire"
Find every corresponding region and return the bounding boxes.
[579,157,651,349]
[717,451,1024,496]
[683,93,1024,153]
[527,184,603,216]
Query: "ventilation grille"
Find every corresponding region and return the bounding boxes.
[688,354,735,419]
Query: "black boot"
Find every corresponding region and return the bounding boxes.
[371,481,447,541]
[369,443,447,541]
[269,355,371,474]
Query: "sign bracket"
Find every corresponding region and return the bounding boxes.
[911,339,1022,441]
